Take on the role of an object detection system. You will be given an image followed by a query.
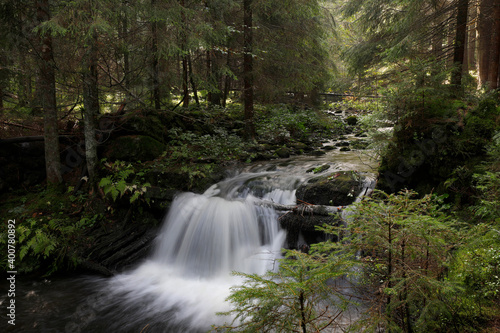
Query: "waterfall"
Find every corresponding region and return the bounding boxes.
[153,192,282,277]
[97,169,375,332]
[102,171,293,332]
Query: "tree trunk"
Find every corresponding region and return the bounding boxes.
[243,0,255,140]
[488,2,500,89]
[466,4,477,72]
[451,0,469,88]
[0,82,4,110]
[120,2,130,89]
[222,51,231,107]
[182,54,189,107]
[478,0,494,88]
[180,0,189,108]
[188,54,200,106]
[36,0,62,185]
[206,50,212,104]
[82,28,99,182]
[151,0,161,109]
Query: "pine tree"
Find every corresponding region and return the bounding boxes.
[214,247,357,333]
[36,0,62,184]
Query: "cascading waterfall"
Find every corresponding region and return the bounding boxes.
[7,138,381,333]
[99,171,297,332]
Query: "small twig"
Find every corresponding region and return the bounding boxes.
[297,198,315,206]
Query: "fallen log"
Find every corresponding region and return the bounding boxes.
[0,135,77,145]
[254,199,343,216]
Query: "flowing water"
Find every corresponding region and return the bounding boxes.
[4,141,377,333]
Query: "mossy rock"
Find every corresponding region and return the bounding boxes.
[351,140,370,150]
[120,110,168,142]
[275,147,291,158]
[296,172,360,206]
[309,150,326,156]
[104,135,166,162]
[289,141,308,150]
[306,164,331,174]
[346,115,358,126]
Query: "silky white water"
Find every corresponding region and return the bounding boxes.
[5,135,380,333]
[102,171,297,332]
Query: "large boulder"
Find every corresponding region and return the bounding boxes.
[296,171,361,206]
[104,135,166,162]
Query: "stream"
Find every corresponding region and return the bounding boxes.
[4,138,378,333]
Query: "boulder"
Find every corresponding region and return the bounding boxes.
[280,212,342,249]
[275,147,291,158]
[104,135,165,162]
[346,115,358,126]
[296,171,361,206]
[309,150,326,156]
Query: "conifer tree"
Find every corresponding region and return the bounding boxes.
[214,247,357,333]
[36,0,62,184]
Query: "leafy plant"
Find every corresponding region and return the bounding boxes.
[98,160,150,203]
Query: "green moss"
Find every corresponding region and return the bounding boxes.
[346,115,358,126]
[121,110,167,142]
[105,135,166,162]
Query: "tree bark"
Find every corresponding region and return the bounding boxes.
[151,0,161,109]
[180,0,189,108]
[182,54,189,107]
[82,27,99,182]
[188,54,200,106]
[466,4,477,72]
[488,1,500,89]
[243,0,255,140]
[36,0,62,185]
[477,0,494,88]
[451,0,469,88]
[222,51,231,107]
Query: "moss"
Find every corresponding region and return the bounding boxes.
[104,135,166,162]
[121,110,167,142]
[296,171,360,206]
[346,115,358,126]
[275,147,291,158]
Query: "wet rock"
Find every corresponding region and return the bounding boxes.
[83,210,160,274]
[280,213,342,249]
[340,147,351,152]
[351,140,370,150]
[309,150,326,156]
[289,141,308,150]
[306,164,330,174]
[296,172,361,206]
[275,147,291,158]
[335,141,350,147]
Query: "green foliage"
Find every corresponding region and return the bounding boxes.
[447,223,500,328]
[0,186,104,274]
[255,104,344,143]
[214,247,357,332]
[346,190,463,332]
[98,160,150,204]
[155,126,246,188]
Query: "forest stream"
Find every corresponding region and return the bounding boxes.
[4,138,378,333]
